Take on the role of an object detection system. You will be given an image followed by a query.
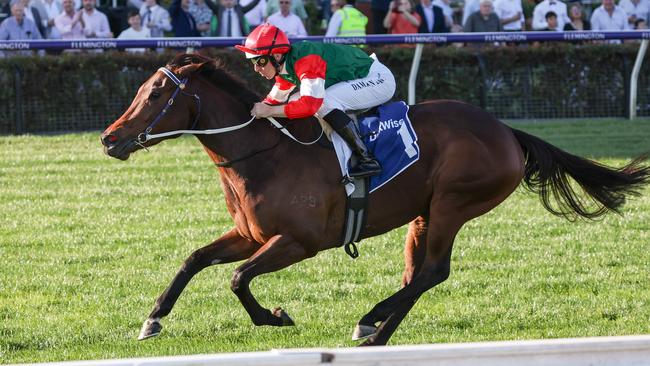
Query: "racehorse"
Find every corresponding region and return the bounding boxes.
[101,54,650,346]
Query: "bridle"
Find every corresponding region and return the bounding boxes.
[135,66,324,165]
[136,67,202,145]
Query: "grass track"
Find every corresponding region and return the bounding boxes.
[1,118,649,363]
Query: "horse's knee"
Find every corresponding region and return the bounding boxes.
[230,269,247,294]
[181,249,211,273]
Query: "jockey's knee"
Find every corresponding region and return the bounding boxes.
[322,109,351,130]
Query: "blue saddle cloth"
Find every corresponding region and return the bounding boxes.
[358,101,420,193]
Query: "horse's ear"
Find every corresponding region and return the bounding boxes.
[176,61,210,79]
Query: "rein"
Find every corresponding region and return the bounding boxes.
[136,66,324,166]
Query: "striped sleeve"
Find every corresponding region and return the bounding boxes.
[284,55,327,119]
[263,76,296,105]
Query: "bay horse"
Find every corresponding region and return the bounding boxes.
[101,54,650,346]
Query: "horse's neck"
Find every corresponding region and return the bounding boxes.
[195,86,278,181]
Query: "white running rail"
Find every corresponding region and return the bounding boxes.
[11,335,650,366]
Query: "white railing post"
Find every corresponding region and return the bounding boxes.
[408,43,424,106]
[629,39,649,120]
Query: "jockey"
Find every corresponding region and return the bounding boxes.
[235,23,396,179]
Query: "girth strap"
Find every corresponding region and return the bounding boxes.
[341,171,370,259]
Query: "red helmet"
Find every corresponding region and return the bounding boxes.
[235,24,291,59]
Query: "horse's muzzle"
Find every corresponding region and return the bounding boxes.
[101,133,135,161]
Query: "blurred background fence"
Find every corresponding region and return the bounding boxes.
[0,42,649,134]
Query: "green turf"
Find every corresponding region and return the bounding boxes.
[1,118,649,363]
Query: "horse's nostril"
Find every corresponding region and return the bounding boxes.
[102,134,118,146]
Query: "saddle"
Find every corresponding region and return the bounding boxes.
[326,101,420,258]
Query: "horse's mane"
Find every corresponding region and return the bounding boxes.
[168,53,261,109]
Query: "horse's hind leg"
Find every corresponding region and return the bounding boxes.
[353,217,429,345]
[139,228,260,340]
[358,247,453,346]
[353,212,461,345]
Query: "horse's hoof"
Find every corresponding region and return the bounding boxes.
[138,318,162,340]
[272,307,295,326]
[352,323,377,341]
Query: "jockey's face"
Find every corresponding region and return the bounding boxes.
[253,54,283,80]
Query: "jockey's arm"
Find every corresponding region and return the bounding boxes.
[282,55,327,119]
[254,55,327,119]
[263,76,296,105]
[252,76,294,118]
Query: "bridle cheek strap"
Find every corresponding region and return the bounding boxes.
[137,67,202,144]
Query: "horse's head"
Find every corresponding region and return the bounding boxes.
[101,55,209,160]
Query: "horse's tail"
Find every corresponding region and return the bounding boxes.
[509,127,650,220]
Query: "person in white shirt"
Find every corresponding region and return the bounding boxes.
[139,0,171,38]
[462,0,479,27]
[532,0,569,30]
[494,0,523,31]
[591,0,629,30]
[618,0,650,28]
[265,0,307,22]
[81,0,112,38]
[20,0,46,37]
[267,0,307,36]
[240,0,266,28]
[54,0,85,39]
[38,0,62,38]
[118,10,150,53]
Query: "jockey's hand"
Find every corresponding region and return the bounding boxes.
[251,102,274,119]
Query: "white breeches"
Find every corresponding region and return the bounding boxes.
[316,59,396,117]
[286,59,397,118]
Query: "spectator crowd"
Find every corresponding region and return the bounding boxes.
[0,0,648,52]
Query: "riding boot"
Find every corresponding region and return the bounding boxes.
[324,109,382,178]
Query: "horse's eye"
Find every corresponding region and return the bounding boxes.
[150,90,161,100]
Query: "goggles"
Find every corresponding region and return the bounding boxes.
[250,55,271,67]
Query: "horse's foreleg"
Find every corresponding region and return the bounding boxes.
[139,228,260,340]
[231,234,311,327]
[353,212,461,345]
